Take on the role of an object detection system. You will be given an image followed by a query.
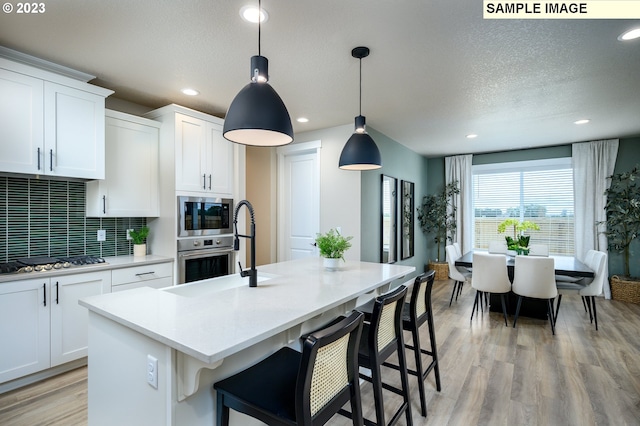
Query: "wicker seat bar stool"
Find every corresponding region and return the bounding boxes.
[383,270,441,417]
[213,311,365,426]
[342,285,412,426]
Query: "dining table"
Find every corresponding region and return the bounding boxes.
[455,250,594,319]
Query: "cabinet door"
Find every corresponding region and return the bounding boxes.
[208,123,234,196]
[0,279,50,383]
[44,82,106,179]
[87,113,160,217]
[175,113,208,192]
[0,69,44,174]
[50,271,111,367]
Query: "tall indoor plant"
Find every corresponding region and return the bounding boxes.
[602,165,640,278]
[417,181,459,276]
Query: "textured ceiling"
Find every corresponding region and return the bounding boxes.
[1,1,639,157]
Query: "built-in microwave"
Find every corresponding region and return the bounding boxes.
[178,196,233,237]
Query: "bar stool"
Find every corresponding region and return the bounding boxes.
[343,285,412,426]
[213,311,365,426]
[386,271,441,417]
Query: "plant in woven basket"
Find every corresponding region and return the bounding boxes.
[600,165,640,278]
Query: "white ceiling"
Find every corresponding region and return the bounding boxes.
[1,1,639,157]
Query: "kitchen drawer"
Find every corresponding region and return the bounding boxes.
[112,262,172,287]
[111,277,172,292]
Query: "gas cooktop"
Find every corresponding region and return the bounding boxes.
[0,255,107,274]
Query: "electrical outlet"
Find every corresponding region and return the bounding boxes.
[97,230,106,241]
[126,229,134,240]
[147,355,158,389]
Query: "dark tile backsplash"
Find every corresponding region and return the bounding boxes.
[0,176,146,262]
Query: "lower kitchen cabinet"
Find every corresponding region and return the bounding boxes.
[0,271,111,384]
[111,261,173,292]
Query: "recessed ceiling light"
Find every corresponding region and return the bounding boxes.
[574,119,590,125]
[240,5,268,23]
[466,134,478,139]
[618,28,640,41]
[296,117,309,123]
[181,88,199,96]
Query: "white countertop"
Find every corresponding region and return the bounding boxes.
[80,257,414,364]
[0,255,174,284]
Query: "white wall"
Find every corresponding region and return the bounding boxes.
[294,124,361,261]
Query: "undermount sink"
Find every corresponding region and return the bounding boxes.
[162,272,278,298]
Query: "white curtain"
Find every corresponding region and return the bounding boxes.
[572,139,619,299]
[445,154,473,254]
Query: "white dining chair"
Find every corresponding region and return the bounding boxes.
[488,240,508,254]
[528,244,549,256]
[453,242,462,258]
[512,255,558,335]
[470,252,511,326]
[555,250,607,330]
[445,244,471,306]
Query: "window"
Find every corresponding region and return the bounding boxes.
[472,158,574,255]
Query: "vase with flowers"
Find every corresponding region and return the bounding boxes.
[497,218,540,255]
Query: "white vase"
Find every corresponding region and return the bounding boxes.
[323,257,341,271]
[133,244,147,257]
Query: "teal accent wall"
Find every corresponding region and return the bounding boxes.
[0,176,145,262]
[424,138,640,278]
[360,128,429,280]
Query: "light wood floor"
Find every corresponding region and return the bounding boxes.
[1,279,639,426]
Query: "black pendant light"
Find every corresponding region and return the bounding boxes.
[339,46,382,170]
[223,0,293,147]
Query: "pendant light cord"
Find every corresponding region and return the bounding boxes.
[359,57,362,116]
[258,0,262,56]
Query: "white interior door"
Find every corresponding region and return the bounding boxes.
[277,141,320,261]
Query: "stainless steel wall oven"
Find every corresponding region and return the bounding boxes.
[177,237,235,284]
[178,196,233,237]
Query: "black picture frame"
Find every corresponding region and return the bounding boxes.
[381,175,397,263]
[401,180,414,260]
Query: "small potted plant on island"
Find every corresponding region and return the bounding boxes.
[497,218,540,255]
[600,165,640,304]
[128,226,150,257]
[315,228,353,271]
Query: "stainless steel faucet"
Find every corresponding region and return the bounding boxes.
[233,200,257,287]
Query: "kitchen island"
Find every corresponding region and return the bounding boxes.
[79,257,414,426]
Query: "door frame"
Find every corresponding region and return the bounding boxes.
[276,140,321,262]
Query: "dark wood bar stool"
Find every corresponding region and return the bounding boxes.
[344,285,412,426]
[213,311,365,426]
[390,271,441,417]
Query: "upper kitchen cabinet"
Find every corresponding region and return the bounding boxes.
[145,104,235,197]
[0,55,113,179]
[86,110,160,217]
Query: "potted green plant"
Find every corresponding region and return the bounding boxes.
[497,218,540,254]
[128,226,150,257]
[417,181,459,279]
[600,165,640,303]
[315,228,353,270]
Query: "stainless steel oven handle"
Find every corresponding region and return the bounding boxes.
[178,248,235,259]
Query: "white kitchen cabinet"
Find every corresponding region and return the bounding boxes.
[50,271,111,367]
[0,278,50,384]
[86,110,160,217]
[174,113,233,195]
[111,261,173,292]
[0,270,110,384]
[0,56,112,179]
[0,68,44,174]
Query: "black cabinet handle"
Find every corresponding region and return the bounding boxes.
[49,149,53,171]
[203,174,206,189]
[43,283,46,307]
[102,195,106,214]
[55,282,59,304]
[37,147,41,170]
[208,174,212,190]
[135,272,155,277]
